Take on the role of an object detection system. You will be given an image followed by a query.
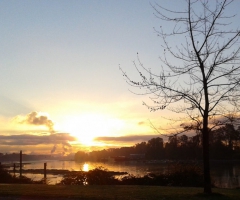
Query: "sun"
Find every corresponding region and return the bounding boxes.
[58,113,124,146]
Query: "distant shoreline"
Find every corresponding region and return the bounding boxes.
[6,168,128,176]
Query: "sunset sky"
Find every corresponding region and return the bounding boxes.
[0,0,239,155]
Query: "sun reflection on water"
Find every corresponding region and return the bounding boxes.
[83,163,89,172]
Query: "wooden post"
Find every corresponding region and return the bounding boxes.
[44,162,47,181]
[20,150,22,178]
[13,163,16,177]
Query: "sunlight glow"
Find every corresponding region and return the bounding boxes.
[83,163,89,172]
[58,113,124,146]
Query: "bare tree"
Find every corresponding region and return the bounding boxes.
[120,0,240,194]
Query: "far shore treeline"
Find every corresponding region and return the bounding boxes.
[75,124,240,162]
[1,123,240,163]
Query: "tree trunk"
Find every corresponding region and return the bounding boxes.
[202,128,212,194]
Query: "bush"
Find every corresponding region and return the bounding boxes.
[59,163,204,187]
[86,167,118,185]
[59,171,86,185]
[164,162,204,187]
[0,165,13,183]
[119,162,203,187]
[0,165,45,184]
[59,167,118,185]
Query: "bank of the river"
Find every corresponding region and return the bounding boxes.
[7,168,127,176]
[3,159,240,188]
[0,184,240,200]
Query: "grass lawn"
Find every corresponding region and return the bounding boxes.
[0,184,240,200]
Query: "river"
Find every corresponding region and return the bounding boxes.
[5,160,240,188]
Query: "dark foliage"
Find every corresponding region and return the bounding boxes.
[59,167,118,185]
[0,165,13,182]
[59,171,86,185]
[164,163,204,187]
[59,164,204,187]
[0,165,46,184]
[86,166,119,185]
[119,163,204,187]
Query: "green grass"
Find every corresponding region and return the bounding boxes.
[0,184,239,200]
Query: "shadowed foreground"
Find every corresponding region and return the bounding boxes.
[0,184,240,200]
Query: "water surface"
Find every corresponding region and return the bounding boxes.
[7,160,240,188]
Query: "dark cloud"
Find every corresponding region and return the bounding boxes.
[0,133,76,146]
[94,134,161,143]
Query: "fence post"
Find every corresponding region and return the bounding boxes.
[20,150,22,178]
[44,162,47,183]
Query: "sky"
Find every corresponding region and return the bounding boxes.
[0,0,239,155]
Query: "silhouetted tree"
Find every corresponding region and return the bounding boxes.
[134,142,147,154]
[146,137,164,159]
[121,0,240,194]
[217,124,239,150]
[165,136,180,159]
[75,151,89,161]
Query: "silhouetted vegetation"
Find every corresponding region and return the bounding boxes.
[0,164,45,184]
[59,163,204,187]
[75,124,240,162]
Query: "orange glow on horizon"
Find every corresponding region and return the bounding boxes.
[56,113,124,146]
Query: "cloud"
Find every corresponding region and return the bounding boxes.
[10,112,79,154]
[94,134,162,144]
[0,133,76,145]
[0,133,77,154]
[15,111,55,133]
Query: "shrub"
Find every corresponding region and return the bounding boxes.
[164,162,204,187]
[59,163,204,187]
[0,165,13,183]
[0,165,45,184]
[59,171,86,185]
[86,167,118,185]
